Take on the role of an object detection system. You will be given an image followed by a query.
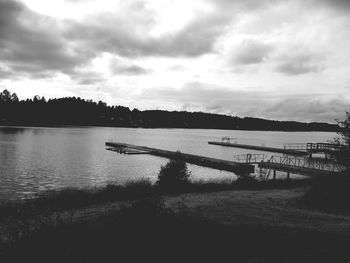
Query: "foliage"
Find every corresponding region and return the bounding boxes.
[0,89,339,131]
[302,175,350,211]
[334,111,350,172]
[0,179,154,220]
[156,153,191,189]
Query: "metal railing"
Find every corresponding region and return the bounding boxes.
[233,153,266,164]
[283,143,307,151]
[267,155,344,172]
[306,143,346,152]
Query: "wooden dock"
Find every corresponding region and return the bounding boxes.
[106,142,255,174]
[208,141,308,156]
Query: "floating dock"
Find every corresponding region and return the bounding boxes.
[208,141,308,156]
[106,142,255,175]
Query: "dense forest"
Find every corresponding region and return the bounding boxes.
[0,89,339,131]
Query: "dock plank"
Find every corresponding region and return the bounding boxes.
[106,142,254,175]
[208,141,308,156]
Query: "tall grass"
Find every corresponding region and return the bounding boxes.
[0,177,311,220]
[0,179,154,220]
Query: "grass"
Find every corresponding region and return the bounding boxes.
[1,197,350,263]
[0,179,153,220]
[301,173,350,212]
[0,177,311,219]
[2,176,350,262]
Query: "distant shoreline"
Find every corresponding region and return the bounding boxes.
[0,123,339,132]
[0,90,339,132]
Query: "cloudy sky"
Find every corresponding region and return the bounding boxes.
[1,0,350,122]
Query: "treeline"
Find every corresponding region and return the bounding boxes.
[0,89,339,131]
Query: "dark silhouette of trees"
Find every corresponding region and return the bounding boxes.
[0,89,340,131]
[334,112,350,172]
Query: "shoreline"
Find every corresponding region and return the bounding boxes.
[0,124,339,132]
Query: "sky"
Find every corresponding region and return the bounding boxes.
[0,0,350,123]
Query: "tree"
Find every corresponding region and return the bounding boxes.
[0,89,12,102]
[334,112,350,173]
[11,93,19,102]
[156,152,191,189]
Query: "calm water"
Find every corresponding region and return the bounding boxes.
[0,126,336,200]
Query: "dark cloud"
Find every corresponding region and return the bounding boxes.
[262,97,349,122]
[61,0,284,60]
[231,41,274,65]
[209,0,278,12]
[138,81,277,115]
[213,0,350,13]
[138,82,348,122]
[62,0,234,58]
[72,71,105,85]
[275,54,322,75]
[0,66,13,79]
[64,12,227,58]
[0,0,90,77]
[110,59,150,75]
[317,0,350,10]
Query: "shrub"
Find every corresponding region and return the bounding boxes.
[302,174,350,211]
[156,152,191,190]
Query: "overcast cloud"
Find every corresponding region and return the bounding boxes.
[0,0,349,122]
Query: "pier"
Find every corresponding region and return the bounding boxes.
[209,140,347,157]
[105,142,255,174]
[208,141,308,156]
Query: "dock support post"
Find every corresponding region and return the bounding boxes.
[273,170,276,180]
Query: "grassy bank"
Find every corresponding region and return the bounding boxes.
[1,197,350,263]
[0,177,311,219]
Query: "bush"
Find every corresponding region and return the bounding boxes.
[156,152,191,190]
[302,174,350,211]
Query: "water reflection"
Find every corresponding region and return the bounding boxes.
[0,127,26,134]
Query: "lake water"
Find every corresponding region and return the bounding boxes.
[0,126,336,200]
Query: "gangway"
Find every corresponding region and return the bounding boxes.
[258,155,344,178]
